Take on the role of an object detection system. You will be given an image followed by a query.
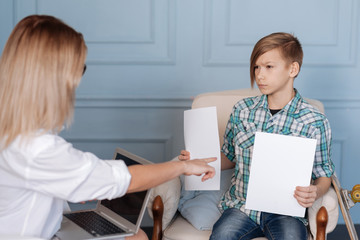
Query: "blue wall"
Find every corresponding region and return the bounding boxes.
[0,0,359,225]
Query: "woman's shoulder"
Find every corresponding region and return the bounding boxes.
[11,132,69,157]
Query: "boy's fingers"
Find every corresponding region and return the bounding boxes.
[180,150,190,156]
[178,154,190,161]
[295,190,314,199]
[296,186,310,192]
[179,150,191,161]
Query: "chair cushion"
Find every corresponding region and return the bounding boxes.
[147,169,181,230]
[178,169,233,230]
[163,216,211,240]
[308,186,339,237]
[163,216,267,240]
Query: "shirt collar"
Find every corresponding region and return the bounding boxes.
[252,88,303,114]
[283,88,302,114]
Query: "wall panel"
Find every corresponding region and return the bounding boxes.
[14,0,175,64]
[204,0,358,66]
[60,104,186,163]
[0,0,15,51]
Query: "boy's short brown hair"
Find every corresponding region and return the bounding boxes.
[250,32,303,87]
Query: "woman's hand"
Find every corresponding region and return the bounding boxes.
[178,150,216,181]
[182,157,216,182]
[127,155,216,193]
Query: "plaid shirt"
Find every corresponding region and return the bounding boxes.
[219,89,335,225]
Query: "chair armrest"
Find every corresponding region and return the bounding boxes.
[147,158,182,230]
[152,195,164,240]
[308,186,339,238]
[316,206,328,240]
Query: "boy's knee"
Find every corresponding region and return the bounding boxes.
[264,216,307,240]
[210,230,236,240]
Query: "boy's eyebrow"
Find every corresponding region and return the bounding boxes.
[255,61,276,65]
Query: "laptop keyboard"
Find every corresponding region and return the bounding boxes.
[64,211,125,237]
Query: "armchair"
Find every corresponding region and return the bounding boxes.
[148,88,339,240]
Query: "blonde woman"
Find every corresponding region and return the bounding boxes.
[0,15,216,239]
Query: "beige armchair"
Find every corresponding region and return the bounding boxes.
[148,89,339,240]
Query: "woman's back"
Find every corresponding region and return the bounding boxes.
[0,134,65,238]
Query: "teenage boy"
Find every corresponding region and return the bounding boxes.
[179,32,334,240]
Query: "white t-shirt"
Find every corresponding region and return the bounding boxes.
[0,133,132,239]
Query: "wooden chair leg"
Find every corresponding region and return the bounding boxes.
[316,206,328,240]
[152,195,164,240]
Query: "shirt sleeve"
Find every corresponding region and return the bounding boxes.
[10,134,132,202]
[312,118,335,179]
[222,111,237,162]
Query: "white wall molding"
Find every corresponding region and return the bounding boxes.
[203,0,358,67]
[74,96,360,109]
[75,96,192,108]
[332,138,345,183]
[13,0,176,65]
[225,0,339,47]
[320,99,360,109]
[66,136,171,144]
[64,136,173,163]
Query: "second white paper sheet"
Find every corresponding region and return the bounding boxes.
[245,132,317,217]
[184,106,221,190]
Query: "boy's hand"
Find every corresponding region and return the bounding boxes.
[178,150,191,161]
[294,185,318,208]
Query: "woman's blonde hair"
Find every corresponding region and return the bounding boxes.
[0,15,87,148]
[250,32,303,87]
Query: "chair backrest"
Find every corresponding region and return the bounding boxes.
[191,88,324,147]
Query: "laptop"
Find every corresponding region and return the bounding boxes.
[56,147,153,240]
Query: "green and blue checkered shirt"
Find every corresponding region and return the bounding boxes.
[219,89,335,225]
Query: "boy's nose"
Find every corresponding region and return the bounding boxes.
[257,71,264,80]
[255,67,264,79]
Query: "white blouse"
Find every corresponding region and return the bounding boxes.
[0,133,131,239]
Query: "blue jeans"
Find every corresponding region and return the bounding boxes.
[210,208,307,240]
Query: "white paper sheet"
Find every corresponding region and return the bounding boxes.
[183,106,221,190]
[245,132,317,217]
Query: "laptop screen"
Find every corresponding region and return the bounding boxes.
[100,152,147,225]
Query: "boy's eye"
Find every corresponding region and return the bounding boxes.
[266,65,273,69]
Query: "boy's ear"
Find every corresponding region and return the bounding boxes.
[289,62,300,78]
